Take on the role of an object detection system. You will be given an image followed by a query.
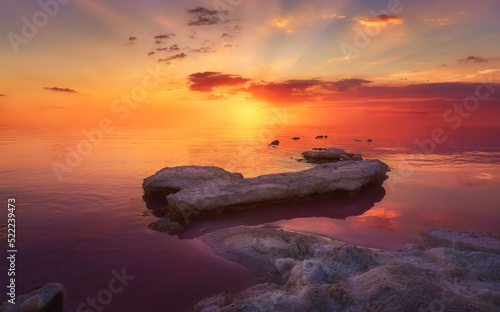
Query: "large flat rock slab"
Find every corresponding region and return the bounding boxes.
[143,160,388,220]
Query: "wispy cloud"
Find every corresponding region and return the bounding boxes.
[458,56,500,63]
[125,36,137,46]
[360,14,404,26]
[322,13,346,19]
[157,53,187,64]
[191,47,213,53]
[44,87,78,93]
[154,33,175,40]
[187,7,228,26]
[424,18,450,26]
[188,72,250,92]
[157,44,181,52]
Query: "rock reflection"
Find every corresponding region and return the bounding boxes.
[143,185,386,239]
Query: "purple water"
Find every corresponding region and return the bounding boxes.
[0,127,499,311]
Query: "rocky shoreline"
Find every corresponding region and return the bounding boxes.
[195,227,500,312]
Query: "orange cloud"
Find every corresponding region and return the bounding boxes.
[321,13,346,20]
[424,18,450,26]
[271,18,289,28]
[360,14,404,26]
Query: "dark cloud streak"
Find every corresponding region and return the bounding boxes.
[458,55,500,63]
[188,72,250,92]
[44,87,78,93]
[154,33,175,40]
[187,6,228,26]
[157,53,187,64]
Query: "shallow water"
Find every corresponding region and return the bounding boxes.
[0,126,499,311]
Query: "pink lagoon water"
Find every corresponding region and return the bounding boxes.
[1,126,499,311]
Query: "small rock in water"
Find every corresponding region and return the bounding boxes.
[347,153,363,161]
[291,137,301,140]
[148,218,184,235]
[302,147,352,163]
[315,135,324,139]
[270,140,280,146]
[367,139,373,142]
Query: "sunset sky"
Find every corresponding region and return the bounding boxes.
[1,0,499,133]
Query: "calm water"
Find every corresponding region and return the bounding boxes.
[1,126,499,311]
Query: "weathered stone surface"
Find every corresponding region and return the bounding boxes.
[143,165,243,196]
[301,147,352,163]
[196,226,500,312]
[0,283,66,312]
[420,228,500,254]
[147,160,388,220]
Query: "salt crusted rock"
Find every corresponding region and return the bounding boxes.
[195,226,500,312]
[420,228,500,254]
[143,160,388,220]
[301,147,364,163]
[143,165,243,196]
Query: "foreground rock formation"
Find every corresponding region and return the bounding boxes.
[143,159,388,221]
[195,227,500,312]
[0,283,66,312]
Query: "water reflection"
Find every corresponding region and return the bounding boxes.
[143,184,386,239]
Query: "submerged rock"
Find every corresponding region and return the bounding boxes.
[143,160,388,221]
[291,137,301,140]
[0,283,66,312]
[148,218,184,234]
[196,226,500,312]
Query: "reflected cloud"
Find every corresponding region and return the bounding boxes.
[356,206,400,230]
